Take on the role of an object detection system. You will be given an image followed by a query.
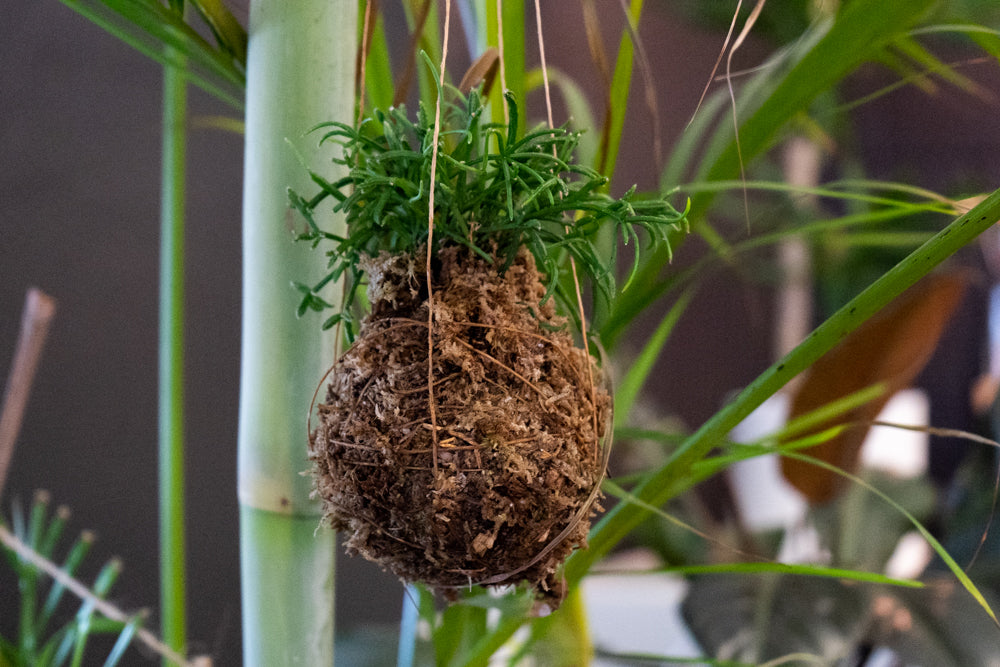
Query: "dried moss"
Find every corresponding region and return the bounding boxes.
[308,247,610,605]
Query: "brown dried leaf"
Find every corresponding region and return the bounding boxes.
[459,47,499,96]
[781,272,969,504]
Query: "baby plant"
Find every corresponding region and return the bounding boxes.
[293,87,685,603]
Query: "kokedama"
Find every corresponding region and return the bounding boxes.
[291,89,686,604]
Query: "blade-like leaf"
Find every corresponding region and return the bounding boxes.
[58,0,245,109]
[569,187,1000,584]
[607,0,939,344]
[614,288,694,421]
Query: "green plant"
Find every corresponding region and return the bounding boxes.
[34,0,1000,664]
[290,88,686,338]
[293,83,683,606]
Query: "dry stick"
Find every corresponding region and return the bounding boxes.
[393,0,434,107]
[725,0,767,232]
[0,288,56,501]
[425,0,453,475]
[614,0,662,167]
[0,525,204,667]
[533,0,601,460]
[356,0,376,126]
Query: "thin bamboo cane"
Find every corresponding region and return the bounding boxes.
[159,48,188,665]
[238,1,356,664]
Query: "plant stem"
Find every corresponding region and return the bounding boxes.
[159,47,187,666]
[0,289,56,502]
[238,1,355,664]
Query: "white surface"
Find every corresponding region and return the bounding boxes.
[728,393,809,531]
[884,531,934,580]
[859,388,930,478]
[584,572,703,664]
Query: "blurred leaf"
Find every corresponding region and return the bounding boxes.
[606,0,940,346]
[458,47,499,95]
[435,603,488,667]
[787,449,1000,627]
[682,574,869,664]
[362,5,394,114]
[614,288,694,422]
[877,577,1000,666]
[58,0,245,109]
[834,473,937,570]
[781,272,968,503]
[597,0,643,180]
[485,0,525,136]
[517,587,592,667]
[190,0,247,64]
[524,67,599,167]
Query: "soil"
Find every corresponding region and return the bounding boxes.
[308,246,610,605]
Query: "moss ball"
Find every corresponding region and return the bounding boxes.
[308,247,610,604]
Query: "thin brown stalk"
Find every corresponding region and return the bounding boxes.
[393,0,434,107]
[0,288,56,501]
[356,0,378,125]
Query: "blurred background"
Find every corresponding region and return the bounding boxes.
[3,1,1000,664]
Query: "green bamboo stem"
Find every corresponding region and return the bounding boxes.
[159,47,188,665]
[238,1,356,664]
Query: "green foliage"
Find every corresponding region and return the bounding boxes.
[49,0,1000,664]
[0,493,141,667]
[57,0,246,109]
[290,87,687,339]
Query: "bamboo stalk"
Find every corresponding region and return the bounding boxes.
[238,1,356,664]
[159,46,188,665]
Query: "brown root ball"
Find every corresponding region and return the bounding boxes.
[308,246,610,605]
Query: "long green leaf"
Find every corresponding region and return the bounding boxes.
[486,0,525,134]
[606,0,939,344]
[363,5,394,114]
[784,451,998,626]
[614,288,694,421]
[568,186,1000,584]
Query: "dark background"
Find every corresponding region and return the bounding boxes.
[2,2,999,664]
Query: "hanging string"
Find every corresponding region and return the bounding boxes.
[425,0,453,474]
[533,0,601,459]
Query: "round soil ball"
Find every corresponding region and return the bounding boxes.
[308,247,610,604]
